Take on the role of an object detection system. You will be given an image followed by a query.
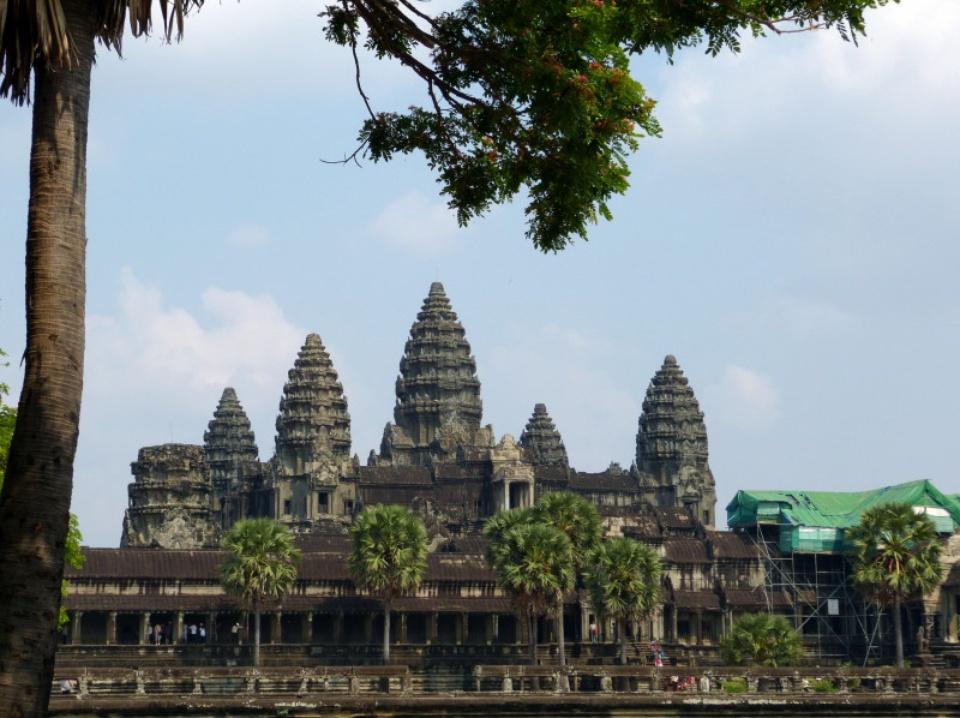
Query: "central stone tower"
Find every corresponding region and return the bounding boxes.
[379,282,490,465]
[636,355,717,527]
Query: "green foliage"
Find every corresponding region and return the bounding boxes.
[220,519,301,607]
[533,492,603,570]
[722,678,748,694]
[811,679,838,693]
[846,502,943,608]
[349,504,428,663]
[720,613,804,667]
[584,537,661,626]
[221,518,300,666]
[484,512,574,619]
[846,502,943,668]
[349,504,428,603]
[322,0,897,251]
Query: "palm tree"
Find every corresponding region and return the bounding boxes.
[220,518,301,668]
[584,537,662,664]
[720,613,803,667]
[846,502,944,668]
[0,1,207,712]
[533,491,602,666]
[485,516,574,665]
[348,504,427,664]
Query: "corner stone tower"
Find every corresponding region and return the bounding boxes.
[636,355,717,528]
[379,282,489,465]
[121,444,218,548]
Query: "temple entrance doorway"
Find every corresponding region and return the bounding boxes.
[437,614,457,644]
[312,613,335,643]
[407,613,427,644]
[467,614,486,644]
[115,614,140,644]
[496,615,517,644]
[281,614,302,643]
[80,612,107,644]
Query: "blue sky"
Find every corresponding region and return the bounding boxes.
[2,0,959,547]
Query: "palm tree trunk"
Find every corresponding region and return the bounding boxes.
[557,610,566,667]
[620,620,628,665]
[254,603,262,667]
[0,0,94,714]
[556,608,569,692]
[383,604,391,664]
[893,594,904,669]
[528,611,537,666]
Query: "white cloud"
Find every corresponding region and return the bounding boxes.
[653,0,960,147]
[227,224,272,247]
[366,191,462,253]
[705,365,780,431]
[89,268,305,407]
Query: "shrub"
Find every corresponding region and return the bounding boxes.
[811,679,837,694]
[722,678,748,694]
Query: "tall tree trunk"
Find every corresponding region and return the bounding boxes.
[556,608,569,692]
[253,603,261,667]
[0,0,94,714]
[383,604,391,664]
[557,609,566,667]
[893,594,904,669]
[620,620,628,665]
[528,611,537,666]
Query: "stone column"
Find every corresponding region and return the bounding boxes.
[695,609,703,646]
[207,612,217,643]
[72,611,83,644]
[142,613,152,645]
[670,607,678,642]
[175,612,185,645]
[399,613,408,644]
[305,612,314,645]
[488,615,496,645]
[334,611,344,643]
[107,612,118,645]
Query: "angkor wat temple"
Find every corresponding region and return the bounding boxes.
[62,283,960,667]
[120,281,716,550]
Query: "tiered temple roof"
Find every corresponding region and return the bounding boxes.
[203,388,259,492]
[518,403,568,468]
[275,333,351,468]
[383,282,484,464]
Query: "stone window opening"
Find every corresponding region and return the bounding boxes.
[283,499,292,515]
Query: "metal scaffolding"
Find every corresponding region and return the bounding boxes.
[743,524,884,665]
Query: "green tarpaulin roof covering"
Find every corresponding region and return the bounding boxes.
[727,479,960,532]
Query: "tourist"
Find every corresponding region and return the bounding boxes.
[699,674,711,693]
[199,624,206,643]
[154,623,162,645]
[589,621,598,643]
[59,679,73,694]
[189,623,198,643]
[232,622,240,644]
